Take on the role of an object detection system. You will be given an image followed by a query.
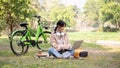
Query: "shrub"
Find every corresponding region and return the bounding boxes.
[103,26,119,32]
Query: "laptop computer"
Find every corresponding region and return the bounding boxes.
[72,40,83,50]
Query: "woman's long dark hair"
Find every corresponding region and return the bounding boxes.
[54,20,66,33]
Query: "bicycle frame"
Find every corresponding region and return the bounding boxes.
[11,22,48,46]
[10,15,51,55]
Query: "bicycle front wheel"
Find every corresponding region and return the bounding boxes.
[37,31,51,51]
[10,31,29,55]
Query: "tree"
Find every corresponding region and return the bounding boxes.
[84,0,104,26]
[0,0,35,34]
[38,0,78,27]
[100,1,120,28]
[49,5,76,27]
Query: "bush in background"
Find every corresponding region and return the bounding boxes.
[103,26,119,32]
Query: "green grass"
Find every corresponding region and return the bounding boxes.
[0,32,120,68]
[68,32,120,41]
[0,42,120,68]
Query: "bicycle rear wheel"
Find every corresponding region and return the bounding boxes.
[10,31,29,55]
[37,31,51,51]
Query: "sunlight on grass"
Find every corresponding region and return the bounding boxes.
[0,32,120,68]
[67,32,120,41]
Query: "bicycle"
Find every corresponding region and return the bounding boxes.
[10,15,51,56]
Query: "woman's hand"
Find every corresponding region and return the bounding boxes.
[60,44,72,50]
[54,46,61,51]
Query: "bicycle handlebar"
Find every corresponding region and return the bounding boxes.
[34,15,41,19]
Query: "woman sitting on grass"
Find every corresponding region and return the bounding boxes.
[48,20,74,58]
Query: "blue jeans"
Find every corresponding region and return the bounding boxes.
[48,47,74,58]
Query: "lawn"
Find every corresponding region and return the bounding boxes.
[0,32,120,68]
[68,32,120,41]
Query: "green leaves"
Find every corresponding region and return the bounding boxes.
[84,0,104,24]
[49,5,76,27]
[84,0,120,29]
[0,0,36,33]
[100,1,120,26]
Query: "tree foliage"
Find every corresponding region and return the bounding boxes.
[84,0,104,25]
[50,5,76,27]
[84,0,120,32]
[38,0,77,27]
[100,1,120,28]
[0,0,35,34]
[0,0,81,33]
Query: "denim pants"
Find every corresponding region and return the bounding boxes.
[48,47,74,58]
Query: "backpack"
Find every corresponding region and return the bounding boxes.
[74,48,88,58]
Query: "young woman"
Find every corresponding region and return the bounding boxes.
[48,20,74,58]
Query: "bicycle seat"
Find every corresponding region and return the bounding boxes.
[20,22,28,27]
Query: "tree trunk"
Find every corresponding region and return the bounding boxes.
[116,21,120,28]
[115,20,118,28]
[7,12,13,36]
[10,22,13,34]
[7,19,13,39]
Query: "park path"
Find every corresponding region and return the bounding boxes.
[95,40,120,47]
[85,40,120,47]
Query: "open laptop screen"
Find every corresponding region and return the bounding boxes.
[72,40,83,50]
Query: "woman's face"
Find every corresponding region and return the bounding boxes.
[58,25,65,32]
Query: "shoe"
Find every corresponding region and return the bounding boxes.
[48,54,55,58]
[57,55,63,59]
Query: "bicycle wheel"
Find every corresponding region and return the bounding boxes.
[10,31,29,55]
[22,36,29,55]
[37,31,51,51]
